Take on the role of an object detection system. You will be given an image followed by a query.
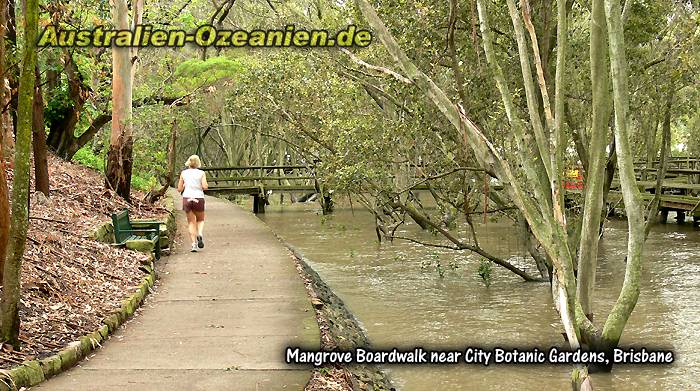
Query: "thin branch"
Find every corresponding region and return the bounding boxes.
[389,235,461,250]
[339,48,412,84]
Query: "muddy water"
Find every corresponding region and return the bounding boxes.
[259,204,699,390]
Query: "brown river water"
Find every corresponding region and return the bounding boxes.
[258,203,699,390]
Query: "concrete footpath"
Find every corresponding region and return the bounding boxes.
[36,193,320,390]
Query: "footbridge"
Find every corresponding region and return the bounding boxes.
[201,159,700,225]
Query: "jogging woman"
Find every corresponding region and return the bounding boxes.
[178,155,208,252]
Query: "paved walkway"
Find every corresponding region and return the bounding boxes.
[37,192,319,390]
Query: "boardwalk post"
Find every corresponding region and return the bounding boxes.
[321,194,334,215]
[253,194,266,214]
[675,211,685,224]
[659,208,669,224]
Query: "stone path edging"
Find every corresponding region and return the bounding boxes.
[0,194,176,391]
[269,231,395,391]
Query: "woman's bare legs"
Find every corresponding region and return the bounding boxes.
[194,211,205,248]
[186,211,197,244]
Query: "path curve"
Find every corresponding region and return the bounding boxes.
[36,192,319,390]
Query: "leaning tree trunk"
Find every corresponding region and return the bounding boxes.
[32,65,49,197]
[105,0,135,200]
[1,0,37,348]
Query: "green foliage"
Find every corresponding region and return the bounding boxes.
[477,259,492,288]
[73,146,156,191]
[170,56,245,95]
[73,146,105,171]
[44,85,74,126]
[436,261,445,278]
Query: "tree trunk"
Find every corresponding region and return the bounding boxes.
[5,0,17,143]
[1,0,37,348]
[600,0,646,355]
[576,0,611,322]
[105,0,135,200]
[518,216,550,280]
[0,150,7,286]
[45,52,89,160]
[641,116,660,181]
[644,89,673,239]
[1,77,12,159]
[0,0,13,160]
[0,0,10,283]
[32,66,49,197]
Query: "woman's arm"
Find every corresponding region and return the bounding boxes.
[177,174,185,193]
[201,173,209,190]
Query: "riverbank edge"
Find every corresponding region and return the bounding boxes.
[269,230,396,391]
[0,193,177,391]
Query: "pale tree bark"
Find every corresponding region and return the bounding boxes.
[601,0,646,352]
[517,0,555,144]
[551,1,590,387]
[576,0,611,323]
[551,0,568,232]
[478,0,580,350]
[478,1,554,220]
[1,0,37,348]
[130,0,144,81]
[105,0,144,200]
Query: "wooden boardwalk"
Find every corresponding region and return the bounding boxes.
[203,165,324,213]
[203,160,700,224]
[613,158,700,223]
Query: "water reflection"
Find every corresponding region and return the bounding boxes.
[259,204,699,390]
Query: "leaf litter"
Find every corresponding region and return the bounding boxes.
[0,154,167,368]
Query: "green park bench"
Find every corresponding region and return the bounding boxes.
[111,209,163,260]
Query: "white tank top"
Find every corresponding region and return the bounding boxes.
[181,168,205,198]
